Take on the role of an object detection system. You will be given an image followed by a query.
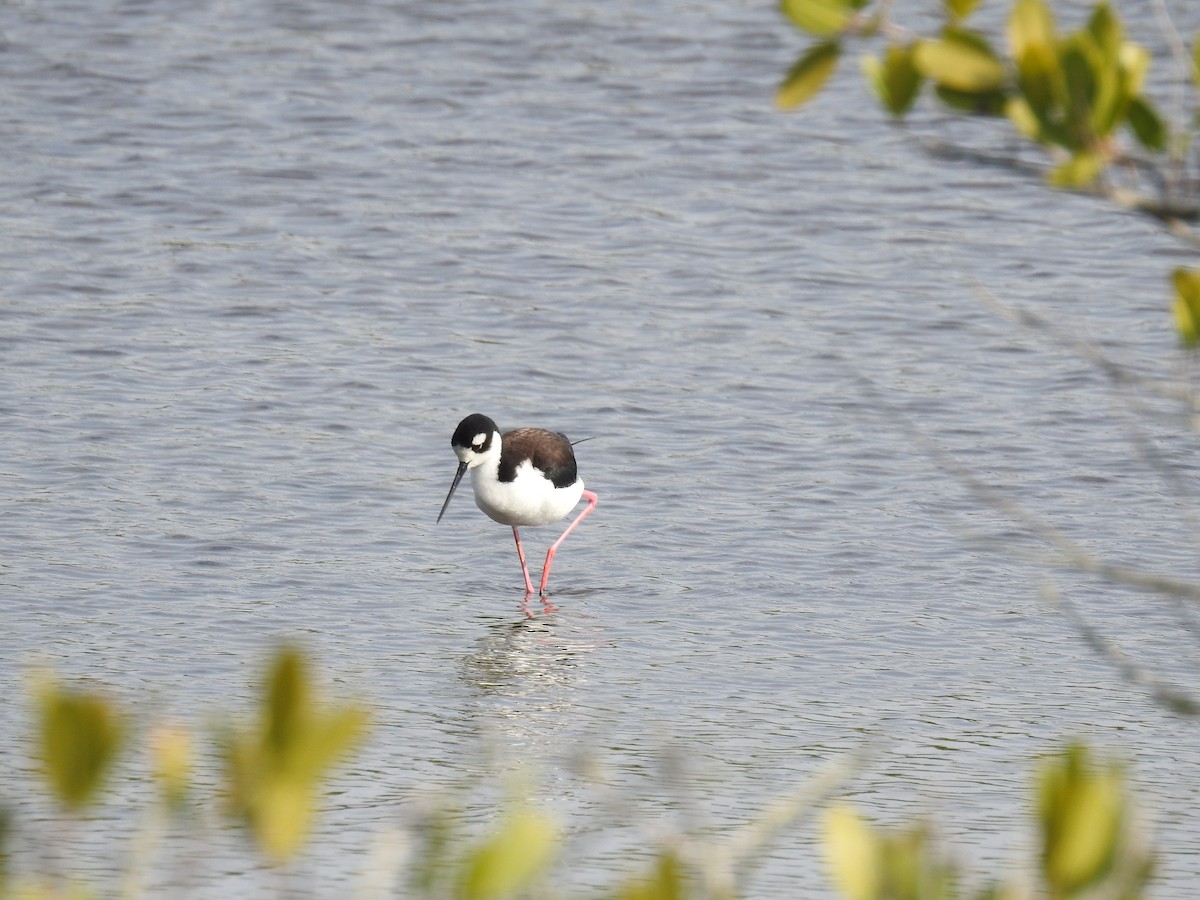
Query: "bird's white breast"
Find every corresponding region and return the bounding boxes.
[470,457,584,527]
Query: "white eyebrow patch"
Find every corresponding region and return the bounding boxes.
[472,432,487,447]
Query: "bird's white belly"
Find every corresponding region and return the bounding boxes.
[471,459,584,527]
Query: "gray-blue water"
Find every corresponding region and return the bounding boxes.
[3,0,1199,895]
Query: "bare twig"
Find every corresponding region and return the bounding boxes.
[974,289,1200,411]
[847,360,1200,602]
[1046,582,1200,716]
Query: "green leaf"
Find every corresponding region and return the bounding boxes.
[777,40,841,110]
[1126,96,1166,151]
[459,807,557,899]
[935,84,1008,116]
[864,44,923,117]
[1059,39,1102,143]
[1193,31,1200,86]
[1173,268,1200,348]
[35,676,124,811]
[914,29,1007,93]
[780,0,852,37]
[265,645,308,756]
[1086,2,1121,61]
[0,807,9,893]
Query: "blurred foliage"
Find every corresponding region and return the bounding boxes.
[149,723,192,814]
[0,650,1162,899]
[776,0,1200,347]
[612,850,687,900]
[218,645,369,863]
[822,743,1152,900]
[33,674,124,812]
[0,808,9,897]
[777,0,1167,186]
[1037,742,1154,898]
[825,807,965,900]
[1172,267,1200,348]
[458,805,558,899]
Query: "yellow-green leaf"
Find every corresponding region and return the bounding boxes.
[1009,0,1061,122]
[35,677,124,811]
[1005,96,1042,139]
[256,778,314,862]
[780,0,852,37]
[1048,151,1105,187]
[777,40,841,110]
[864,44,923,116]
[824,806,880,900]
[1014,42,1063,128]
[459,808,557,899]
[1038,744,1126,892]
[1087,64,1123,138]
[150,724,192,812]
[220,646,369,863]
[1173,268,1200,347]
[1052,776,1122,889]
[914,29,1007,93]
[1008,0,1055,59]
[1048,775,1118,887]
[614,850,685,900]
[1119,42,1150,98]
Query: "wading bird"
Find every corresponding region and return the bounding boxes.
[437,413,598,596]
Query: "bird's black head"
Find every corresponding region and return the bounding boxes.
[451,413,499,454]
[438,413,500,524]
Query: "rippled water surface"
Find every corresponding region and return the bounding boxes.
[3,0,1200,895]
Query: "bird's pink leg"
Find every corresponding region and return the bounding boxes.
[539,490,598,595]
[512,526,535,595]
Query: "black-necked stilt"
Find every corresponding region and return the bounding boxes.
[437,413,598,596]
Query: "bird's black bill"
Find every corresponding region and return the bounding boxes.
[437,461,468,523]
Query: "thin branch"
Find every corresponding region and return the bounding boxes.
[911,134,1200,228]
[716,750,867,898]
[974,288,1200,555]
[974,289,1200,411]
[1046,582,1200,716]
[843,366,1200,606]
[1149,0,1195,198]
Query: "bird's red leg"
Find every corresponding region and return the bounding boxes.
[512,526,535,595]
[539,490,598,595]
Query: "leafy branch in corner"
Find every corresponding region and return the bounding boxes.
[777,0,1200,345]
